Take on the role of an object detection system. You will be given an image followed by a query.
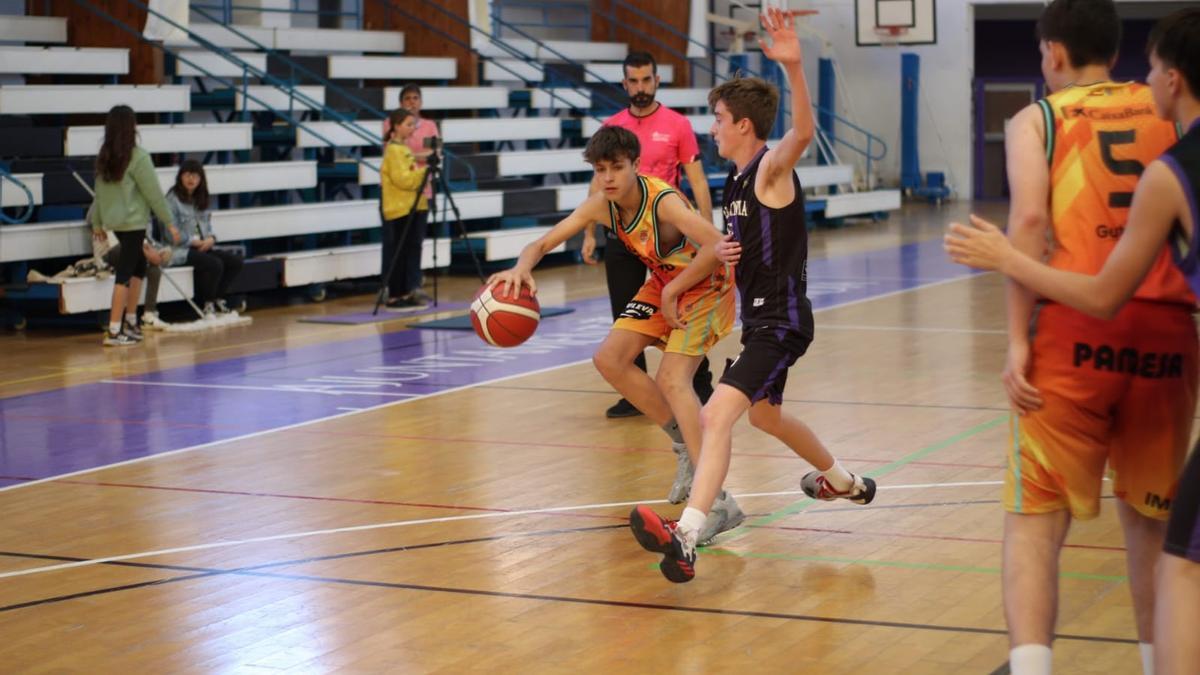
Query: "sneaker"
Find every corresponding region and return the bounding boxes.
[214,299,232,315]
[385,294,429,311]
[605,398,643,419]
[202,302,217,319]
[142,311,169,331]
[667,442,693,504]
[122,319,143,342]
[103,330,137,347]
[697,491,746,546]
[800,471,878,505]
[411,290,434,304]
[628,505,697,583]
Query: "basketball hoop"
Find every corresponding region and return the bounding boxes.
[873,25,909,47]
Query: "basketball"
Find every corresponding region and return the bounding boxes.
[470,283,540,347]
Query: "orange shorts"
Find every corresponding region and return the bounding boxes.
[1006,301,1198,520]
[612,274,734,356]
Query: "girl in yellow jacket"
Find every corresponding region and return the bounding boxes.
[380,108,431,309]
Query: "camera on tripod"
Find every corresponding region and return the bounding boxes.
[423,135,441,168]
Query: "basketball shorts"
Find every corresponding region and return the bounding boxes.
[612,274,734,356]
[720,325,813,405]
[1165,442,1200,562]
[1006,301,1198,520]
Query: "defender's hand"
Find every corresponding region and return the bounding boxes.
[715,232,742,266]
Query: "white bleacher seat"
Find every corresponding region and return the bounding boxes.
[483,59,544,82]
[0,84,190,114]
[328,55,454,80]
[473,39,538,59]
[236,85,325,111]
[0,220,89,263]
[556,184,589,211]
[0,16,67,44]
[263,239,448,288]
[274,27,404,53]
[66,123,252,156]
[585,63,673,84]
[0,47,128,75]
[497,149,588,177]
[211,200,379,241]
[175,50,267,78]
[823,190,902,218]
[540,40,626,62]
[655,88,709,109]
[153,161,317,195]
[164,23,274,50]
[1,173,43,208]
[382,86,508,111]
[440,117,561,144]
[530,88,590,109]
[430,190,504,221]
[56,268,195,314]
[295,121,380,149]
[465,226,564,261]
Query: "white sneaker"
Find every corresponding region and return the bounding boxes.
[667,442,694,504]
[103,330,137,347]
[697,491,746,546]
[202,302,217,319]
[142,311,169,331]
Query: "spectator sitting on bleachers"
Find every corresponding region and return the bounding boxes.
[90,104,179,347]
[165,159,243,317]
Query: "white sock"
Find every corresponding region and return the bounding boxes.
[108,321,121,335]
[125,312,137,325]
[1009,644,1052,675]
[678,507,706,540]
[821,460,854,492]
[1139,643,1153,675]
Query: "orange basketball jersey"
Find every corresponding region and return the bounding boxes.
[1039,81,1193,305]
[608,174,731,293]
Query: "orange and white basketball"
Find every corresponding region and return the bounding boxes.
[470,283,540,347]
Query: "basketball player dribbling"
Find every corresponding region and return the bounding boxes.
[487,125,746,544]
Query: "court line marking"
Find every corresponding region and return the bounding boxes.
[98,380,420,397]
[816,324,1006,335]
[0,479,1002,580]
[0,272,976,495]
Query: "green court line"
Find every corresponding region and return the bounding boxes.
[746,413,1009,530]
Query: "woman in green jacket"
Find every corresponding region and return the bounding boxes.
[90,105,178,346]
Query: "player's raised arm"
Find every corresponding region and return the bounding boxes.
[487,193,609,297]
[757,7,815,190]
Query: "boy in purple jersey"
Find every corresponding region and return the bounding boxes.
[946,10,1200,672]
[627,8,877,584]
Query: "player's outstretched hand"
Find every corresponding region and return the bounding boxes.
[487,268,536,298]
[581,229,599,265]
[759,7,802,66]
[715,232,742,266]
[944,215,1012,271]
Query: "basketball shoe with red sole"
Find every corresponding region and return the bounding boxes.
[629,505,697,583]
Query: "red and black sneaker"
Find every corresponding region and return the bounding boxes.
[629,505,697,583]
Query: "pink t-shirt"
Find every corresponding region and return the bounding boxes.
[603,105,699,190]
[405,118,439,199]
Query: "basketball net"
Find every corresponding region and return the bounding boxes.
[874,25,908,48]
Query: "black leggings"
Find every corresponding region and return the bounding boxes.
[112,230,147,285]
[185,248,244,304]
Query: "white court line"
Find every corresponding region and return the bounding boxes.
[0,479,1002,580]
[100,380,419,398]
[816,324,1005,335]
[0,271,976,496]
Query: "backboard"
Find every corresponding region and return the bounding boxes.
[855,0,937,47]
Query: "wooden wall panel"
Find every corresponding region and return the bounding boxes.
[363,0,477,87]
[592,0,690,88]
[27,0,163,84]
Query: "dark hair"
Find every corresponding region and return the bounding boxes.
[171,159,209,212]
[622,51,657,77]
[583,126,640,165]
[386,108,414,142]
[399,83,422,102]
[1147,8,1200,99]
[1036,0,1121,68]
[96,104,136,183]
[708,77,779,140]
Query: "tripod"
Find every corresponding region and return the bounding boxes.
[373,142,487,316]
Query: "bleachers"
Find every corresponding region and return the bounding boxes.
[164,24,404,53]
[381,86,508,111]
[0,85,190,114]
[327,55,456,80]
[65,123,253,155]
[0,15,66,44]
[0,47,128,75]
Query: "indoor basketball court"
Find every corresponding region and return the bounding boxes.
[0,0,1189,673]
